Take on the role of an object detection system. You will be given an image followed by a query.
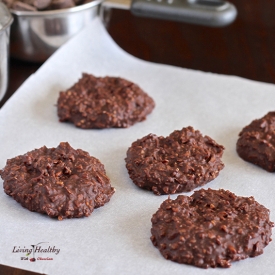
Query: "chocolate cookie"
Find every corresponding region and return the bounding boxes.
[125,127,225,195]
[237,111,275,172]
[57,73,155,129]
[0,142,115,220]
[151,188,274,268]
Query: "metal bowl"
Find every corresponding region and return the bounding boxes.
[0,2,13,102]
[9,0,237,63]
[10,0,102,62]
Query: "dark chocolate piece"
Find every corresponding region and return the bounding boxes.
[7,0,91,10]
[3,0,15,8]
[57,73,155,129]
[33,0,51,10]
[21,0,34,5]
[0,142,115,220]
[12,1,37,11]
[151,188,274,268]
[237,111,275,172]
[50,0,75,10]
[125,126,224,195]
[73,0,83,5]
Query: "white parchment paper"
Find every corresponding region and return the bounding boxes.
[1,17,275,275]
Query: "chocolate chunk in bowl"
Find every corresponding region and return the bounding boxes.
[125,126,225,195]
[57,73,155,129]
[0,142,115,220]
[151,188,274,268]
[237,111,275,172]
[4,0,88,11]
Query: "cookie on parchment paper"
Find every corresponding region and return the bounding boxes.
[151,188,274,268]
[237,111,275,172]
[125,126,225,195]
[0,142,115,220]
[57,73,155,129]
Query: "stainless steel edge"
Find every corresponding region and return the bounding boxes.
[0,2,13,102]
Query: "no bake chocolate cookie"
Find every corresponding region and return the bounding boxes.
[237,111,275,172]
[0,142,115,220]
[57,73,155,129]
[151,188,274,268]
[125,126,225,195]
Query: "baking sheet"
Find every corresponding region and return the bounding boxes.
[1,17,275,275]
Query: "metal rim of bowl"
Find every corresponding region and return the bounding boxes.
[0,3,14,33]
[10,0,103,17]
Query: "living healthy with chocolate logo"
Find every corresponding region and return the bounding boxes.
[12,242,60,262]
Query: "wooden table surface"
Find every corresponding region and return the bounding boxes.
[1,0,275,273]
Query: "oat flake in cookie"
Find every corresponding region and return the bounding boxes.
[0,142,115,220]
[151,188,274,268]
[57,73,155,129]
[237,111,275,172]
[125,126,225,195]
